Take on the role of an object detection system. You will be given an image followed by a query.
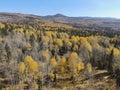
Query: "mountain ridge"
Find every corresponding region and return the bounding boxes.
[0,12,120,31]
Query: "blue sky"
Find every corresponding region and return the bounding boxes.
[0,0,120,18]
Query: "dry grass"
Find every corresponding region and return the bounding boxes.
[45,69,116,90]
[0,68,117,90]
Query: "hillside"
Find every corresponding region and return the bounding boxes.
[0,12,120,90]
[1,12,120,31]
[42,14,120,31]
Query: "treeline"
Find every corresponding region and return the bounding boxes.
[0,22,120,89]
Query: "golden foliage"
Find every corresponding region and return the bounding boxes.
[73,45,78,51]
[42,36,50,43]
[24,55,38,73]
[75,61,84,71]
[18,62,26,74]
[24,55,34,64]
[48,72,54,81]
[86,63,92,73]
[106,46,114,55]
[59,57,66,66]
[29,61,38,72]
[93,43,101,49]
[0,23,5,28]
[45,31,52,38]
[16,28,24,34]
[50,57,57,67]
[113,48,120,57]
[65,39,72,47]
[68,52,78,65]
[55,38,63,47]
[106,47,120,57]
[59,66,65,73]
[1,22,120,89]
[58,57,67,73]
[80,37,92,49]
[71,36,79,44]
[28,30,34,35]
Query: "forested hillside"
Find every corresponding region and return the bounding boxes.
[0,13,120,90]
[1,12,120,32]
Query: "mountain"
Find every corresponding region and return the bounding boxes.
[0,12,44,23]
[0,12,120,31]
[45,13,67,18]
[42,14,120,31]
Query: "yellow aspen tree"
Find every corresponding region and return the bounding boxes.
[0,23,5,29]
[75,61,84,72]
[24,55,34,65]
[18,62,26,74]
[106,46,113,55]
[113,48,120,57]
[68,52,78,66]
[79,37,92,63]
[71,36,79,44]
[55,38,63,47]
[50,57,57,68]
[73,45,78,51]
[59,56,66,66]
[65,39,72,47]
[59,57,67,73]
[29,61,38,72]
[24,55,38,73]
[80,37,92,53]
[86,63,92,73]
[42,36,50,43]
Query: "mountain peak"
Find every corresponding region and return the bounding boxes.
[54,13,66,17]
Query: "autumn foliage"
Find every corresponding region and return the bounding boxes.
[0,22,120,89]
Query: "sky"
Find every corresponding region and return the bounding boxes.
[0,0,120,18]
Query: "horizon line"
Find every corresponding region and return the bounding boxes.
[0,11,120,19]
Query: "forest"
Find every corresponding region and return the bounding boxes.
[0,21,120,90]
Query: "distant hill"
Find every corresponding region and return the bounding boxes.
[42,14,120,31]
[0,12,45,24]
[0,12,120,31]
